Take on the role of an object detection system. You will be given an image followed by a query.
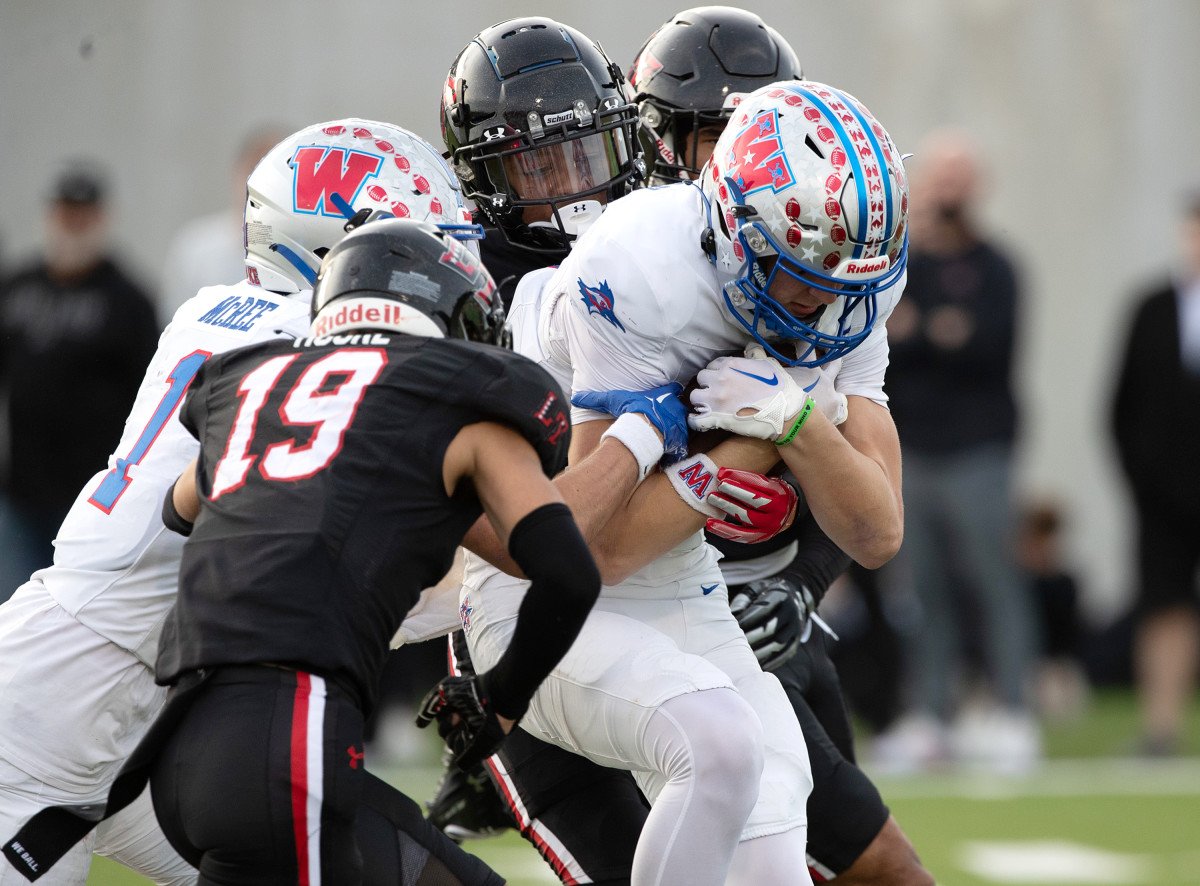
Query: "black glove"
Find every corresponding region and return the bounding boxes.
[729,575,817,672]
[415,674,509,771]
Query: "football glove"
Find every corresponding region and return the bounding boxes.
[750,345,848,428]
[729,575,817,672]
[705,468,799,544]
[415,674,509,771]
[571,383,689,459]
[689,351,846,440]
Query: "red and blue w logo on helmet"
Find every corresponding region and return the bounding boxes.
[725,109,794,197]
[290,146,384,217]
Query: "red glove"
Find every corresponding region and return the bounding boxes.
[704,468,798,544]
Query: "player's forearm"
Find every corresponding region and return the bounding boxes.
[591,434,779,584]
[174,457,200,522]
[554,437,643,540]
[461,436,641,577]
[775,401,902,569]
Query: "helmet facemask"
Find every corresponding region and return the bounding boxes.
[722,206,897,368]
[454,99,641,253]
[639,99,742,185]
[442,18,645,254]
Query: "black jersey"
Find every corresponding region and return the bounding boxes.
[476,211,567,309]
[156,332,570,711]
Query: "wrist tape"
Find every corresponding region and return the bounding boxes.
[601,413,665,481]
[665,453,724,518]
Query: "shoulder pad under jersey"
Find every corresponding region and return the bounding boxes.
[428,341,572,478]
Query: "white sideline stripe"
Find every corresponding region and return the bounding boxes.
[958,840,1153,883]
[866,757,1200,799]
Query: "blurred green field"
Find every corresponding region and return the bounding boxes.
[85,689,1200,885]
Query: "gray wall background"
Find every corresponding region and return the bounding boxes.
[3,0,1198,623]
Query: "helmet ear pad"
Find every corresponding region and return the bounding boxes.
[309,218,508,348]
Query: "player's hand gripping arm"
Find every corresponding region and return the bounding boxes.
[460,383,688,577]
[731,506,854,670]
[417,421,601,769]
[690,354,902,568]
[577,418,783,584]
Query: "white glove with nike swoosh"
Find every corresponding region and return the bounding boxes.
[754,346,848,428]
[689,348,846,441]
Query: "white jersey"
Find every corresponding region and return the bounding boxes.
[34,280,313,665]
[499,183,903,594]
[461,184,873,852]
[531,182,901,429]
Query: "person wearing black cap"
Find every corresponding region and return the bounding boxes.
[0,164,158,569]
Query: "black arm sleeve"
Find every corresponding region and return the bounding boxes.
[481,502,601,720]
[778,511,852,606]
[161,480,194,537]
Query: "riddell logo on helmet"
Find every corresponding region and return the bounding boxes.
[843,257,889,276]
[312,302,409,337]
[655,136,676,164]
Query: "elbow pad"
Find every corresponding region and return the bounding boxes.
[483,502,601,720]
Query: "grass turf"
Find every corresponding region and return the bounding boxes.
[84,689,1200,885]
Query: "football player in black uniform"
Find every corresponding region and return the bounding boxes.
[5,218,622,886]
[428,11,793,885]
[428,19,657,880]
[154,218,610,886]
[429,9,933,886]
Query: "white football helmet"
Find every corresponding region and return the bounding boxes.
[244,119,478,293]
[701,81,908,366]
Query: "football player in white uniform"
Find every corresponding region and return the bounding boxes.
[0,120,487,886]
[455,80,908,885]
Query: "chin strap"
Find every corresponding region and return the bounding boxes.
[529,199,605,244]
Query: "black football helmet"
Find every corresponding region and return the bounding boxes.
[441,17,644,253]
[629,7,804,184]
[310,218,509,347]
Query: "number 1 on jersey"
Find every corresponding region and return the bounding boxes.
[88,350,212,514]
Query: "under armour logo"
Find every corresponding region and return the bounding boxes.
[348,745,365,769]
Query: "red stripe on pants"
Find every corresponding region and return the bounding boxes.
[291,672,312,885]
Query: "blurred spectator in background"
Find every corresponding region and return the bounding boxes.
[873,127,1041,771]
[0,164,158,573]
[1110,191,1200,757]
[156,127,287,325]
[1018,499,1089,722]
